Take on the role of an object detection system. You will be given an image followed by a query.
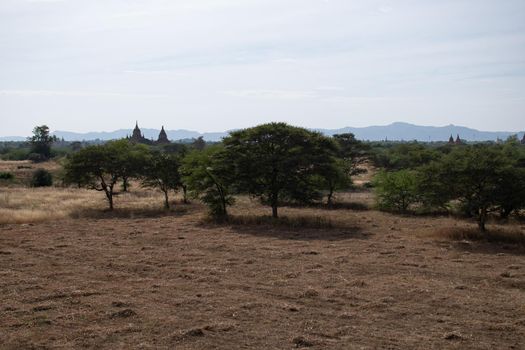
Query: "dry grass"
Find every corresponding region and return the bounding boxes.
[0,187,179,224]
[436,226,525,246]
[0,160,62,185]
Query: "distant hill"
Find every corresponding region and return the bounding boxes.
[0,136,26,142]
[315,122,524,142]
[2,122,523,142]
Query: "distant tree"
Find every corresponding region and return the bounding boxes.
[141,151,181,209]
[31,169,53,187]
[317,157,352,206]
[117,141,149,192]
[316,133,369,206]
[181,145,234,218]
[223,123,339,218]
[370,142,441,170]
[63,140,146,210]
[192,136,206,150]
[333,133,368,175]
[420,145,518,231]
[28,125,57,161]
[373,170,419,213]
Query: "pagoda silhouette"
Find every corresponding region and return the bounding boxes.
[126,122,171,145]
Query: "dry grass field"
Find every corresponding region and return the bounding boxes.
[1,161,524,349]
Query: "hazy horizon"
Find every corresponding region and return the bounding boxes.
[1,0,524,136]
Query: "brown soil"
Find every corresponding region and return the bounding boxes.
[1,200,524,349]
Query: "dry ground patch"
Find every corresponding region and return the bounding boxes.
[1,189,524,349]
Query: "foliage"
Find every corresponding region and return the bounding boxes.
[28,125,57,161]
[417,144,524,231]
[370,142,441,170]
[373,170,419,213]
[141,151,181,209]
[223,123,339,217]
[31,169,53,187]
[317,133,369,205]
[0,172,14,180]
[63,140,148,210]
[181,145,234,218]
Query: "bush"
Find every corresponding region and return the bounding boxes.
[373,170,419,213]
[28,153,47,163]
[0,172,14,180]
[31,169,53,187]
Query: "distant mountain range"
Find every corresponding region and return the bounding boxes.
[1,122,523,142]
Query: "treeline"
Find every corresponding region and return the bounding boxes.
[372,138,525,231]
[63,123,366,217]
[5,123,525,233]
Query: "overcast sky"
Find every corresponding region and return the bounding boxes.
[1,0,524,136]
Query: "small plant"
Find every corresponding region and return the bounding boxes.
[0,172,14,180]
[31,169,53,187]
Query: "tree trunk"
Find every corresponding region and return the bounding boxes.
[478,207,487,232]
[122,177,129,192]
[105,190,113,210]
[163,190,170,209]
[182,185,189,204]
[327,184,334,208]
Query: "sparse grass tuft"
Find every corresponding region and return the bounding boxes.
[436,227,525,245]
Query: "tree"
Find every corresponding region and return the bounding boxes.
[317,133,368,206]
[223,123,339,218]
[192,136,206,150]
[63,140,146,210]
[31,169,53,187]
[181,146,234,218]
[28,125,57,161]
[421,145,517,231]
[115,141,149,192]
[373,170,419,213]
[333,133,368,175]
[317,157,352,206]
[141,151,181,209]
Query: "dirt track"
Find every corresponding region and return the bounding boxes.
[1,203,524,349]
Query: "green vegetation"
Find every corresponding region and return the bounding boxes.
[141,151,182,209]
[5,123,524,234]
[63,140,148,210]
[373,170,418,213]
[29,125,57,162]
[373,140,525,231]
[223,123,340,218]
[0,172,14,180]
[31,169,53,187]
[181,145,234,219]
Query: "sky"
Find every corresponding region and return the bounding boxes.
[1,0,524,136]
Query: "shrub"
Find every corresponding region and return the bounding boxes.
[28,153,47,163]
[31,169,53,187]
[0,172,14,180]
[373,170,418,213]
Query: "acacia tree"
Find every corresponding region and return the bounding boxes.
[419,145,517,232]
[28,125,57,161]
[223,123,339,218]
[64,140,147,210]
[319,133,368,206]
[181,145,234,218]
[141,151,181,209]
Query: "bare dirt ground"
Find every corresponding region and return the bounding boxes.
[1,194,524,349]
